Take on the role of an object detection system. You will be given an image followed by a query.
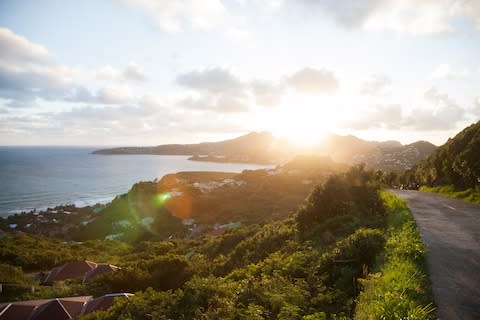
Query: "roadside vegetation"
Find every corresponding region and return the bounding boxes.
[420,185,480,206]
[355,192,435,320]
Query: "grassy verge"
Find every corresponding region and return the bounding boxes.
[420,185,480,206]
[354,191,435,320]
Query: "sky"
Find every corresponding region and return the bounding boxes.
[0,0,479,146]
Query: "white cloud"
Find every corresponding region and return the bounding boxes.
[0,28,75,105]
[474,96,480,116]
[178,93,249,113]
[287,67,339,94]
[97,87,132,105]
[67,86,132,105]
[432,63,469,79]
[177,67,244,94]
[348,104,403,130]
[297,0,480,34]
[453,0,480,30]
[360,75,391,95]
[118,0,233,33]
[96,62,146,82]
[251,80,285,107]
[0,27,49,65]
[0,28,145,108]
[403,87,467,130]
[96,65,122,81]
[347,87,468,131]
[124,62,146,81]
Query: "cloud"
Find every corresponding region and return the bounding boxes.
[0,27,49,65]
[296,0,480,35]
[348,104,403,130]
[176,67,250,113]
[475,96,480,116]
[347,87,467,131]
[96,62,146,82]
[177,67,244,94]
[0,28,74,105]
[0,28,145,108]
[124,62,146,81]
[287,67,339,94]
[251,80,285,107]
[118,0,232,33]
[176,66,338,112]
[403,87,466,130]
[0,101,176,141]
[178,93,249,113]
[67,86,131,105]
[360,75,391,95]
[453,0,480,30]
[305,0,384,27]
[432,63,469,79]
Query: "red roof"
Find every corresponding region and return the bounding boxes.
[28,299,71,320]
[0,299,48,320]
[83,264,120,284]
[0,294,132,320]
[43,261,97,285]
[57,296,91,317]
[82,293,132,315]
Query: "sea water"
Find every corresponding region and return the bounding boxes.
[0,147,273,217]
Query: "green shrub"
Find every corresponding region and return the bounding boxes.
[355,193,435,320]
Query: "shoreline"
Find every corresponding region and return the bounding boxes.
[2,196,114,218]
[0,168,273,219]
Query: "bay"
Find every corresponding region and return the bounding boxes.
[0,146,273,216]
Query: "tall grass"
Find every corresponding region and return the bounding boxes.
[354,191,435,320]
[420,185,480,206]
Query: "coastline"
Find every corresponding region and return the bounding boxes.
[0,147,274,218]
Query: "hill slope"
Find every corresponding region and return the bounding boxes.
[317,135,437,171]
[407,121,480,189]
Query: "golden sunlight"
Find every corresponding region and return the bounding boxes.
[260,94,342,147]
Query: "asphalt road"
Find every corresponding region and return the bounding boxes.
[390,190,480,320]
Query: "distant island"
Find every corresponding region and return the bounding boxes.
[93,131,437,171]
[92,131,277,164]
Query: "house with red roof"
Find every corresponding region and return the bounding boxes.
[42,260,120,285]
[42,261,97,285]
[82,264,121,284]
[0,293,132,320]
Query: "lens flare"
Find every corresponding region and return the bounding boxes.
[153,192,172,207]
[154,175,192,219]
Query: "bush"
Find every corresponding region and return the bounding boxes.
[355,193,435,320]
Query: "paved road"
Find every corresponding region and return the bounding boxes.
[391,190,480,320]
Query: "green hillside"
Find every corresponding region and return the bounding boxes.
[407,121,480,189]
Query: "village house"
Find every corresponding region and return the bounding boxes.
[42,260,120,285]
[0,293,132,320]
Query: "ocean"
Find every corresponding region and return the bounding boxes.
[0,147,273,217]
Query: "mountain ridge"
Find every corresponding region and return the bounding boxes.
[93,131,437,170]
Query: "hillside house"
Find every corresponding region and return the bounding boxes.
[0,293,132,320]
[42,260,119,285]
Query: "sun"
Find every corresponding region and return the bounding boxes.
[268,103,339,148]
[272,122,329,147]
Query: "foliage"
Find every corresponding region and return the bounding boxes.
[297,165,385,234]
[354,192,435,320]
[406,121,480,190]
[420,185,480,206]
